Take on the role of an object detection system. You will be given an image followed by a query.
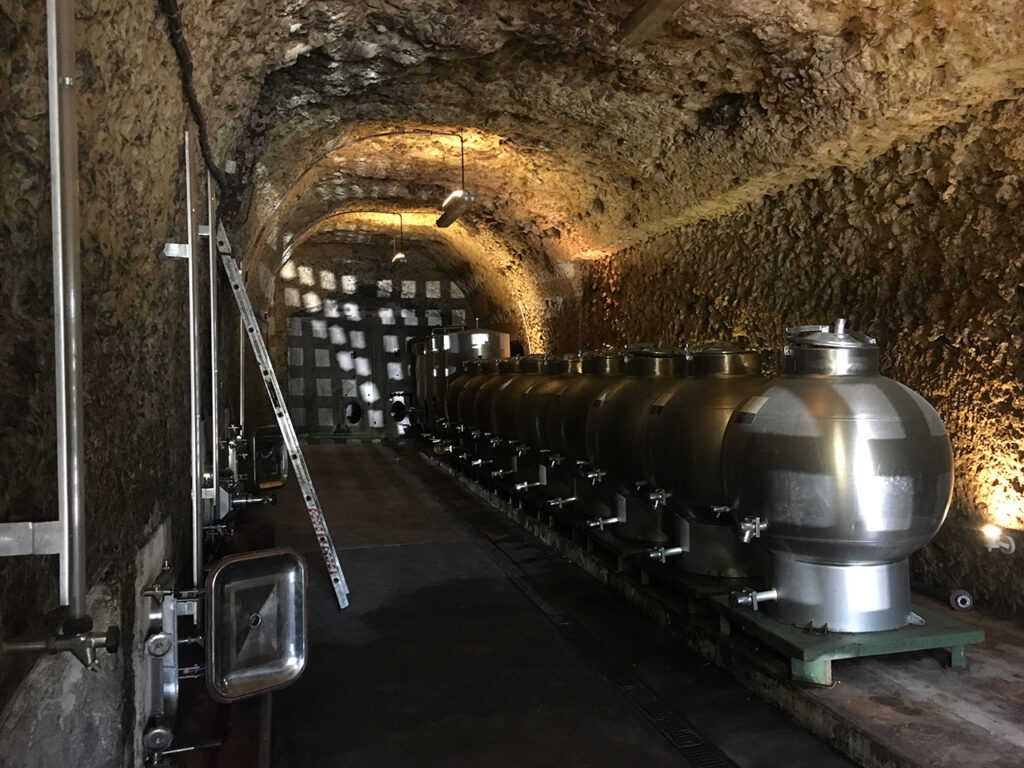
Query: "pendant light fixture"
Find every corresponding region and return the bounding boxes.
[392,212,406,263]
[436,134,475,228]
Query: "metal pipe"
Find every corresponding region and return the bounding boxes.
[207,171,219,520]
[185,132,203,588]
[238,315,245,434]
[47,0,87,624]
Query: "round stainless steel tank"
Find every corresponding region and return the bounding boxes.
[491,354,546,441]
[472,357,521,436]
[428,328,511,431]
[585,345,688,545]
[517,354,582,451]
[445,360,478,427]
[722,319,953,632]
[585,345,687,488]
[642,342,765,577]
[456,359,499,431]
[548,349,626,463]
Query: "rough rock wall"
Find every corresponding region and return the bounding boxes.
[579,96,1024,618]
[1,0,196,762]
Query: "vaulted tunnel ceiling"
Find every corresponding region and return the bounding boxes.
[185,0,1024,334]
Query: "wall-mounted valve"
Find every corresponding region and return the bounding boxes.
[586,516,620,530]
[648,489,672,509]
[739,516,768,543]
[730,587,778,612]
[2,625,120,670]
[231,493,275,509]
[648,546,684,563]
[515,481,543,491]
[547,496,576,509]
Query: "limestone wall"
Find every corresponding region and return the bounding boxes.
[579,97,1024,617]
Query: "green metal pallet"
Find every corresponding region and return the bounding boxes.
[709,596,985,686]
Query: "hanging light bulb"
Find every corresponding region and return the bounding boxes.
[436,134,474,227]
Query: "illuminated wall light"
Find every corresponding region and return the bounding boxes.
[982,524,1016,554]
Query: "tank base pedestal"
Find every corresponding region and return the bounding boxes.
[770,555,912,633]
[710,595,983,686]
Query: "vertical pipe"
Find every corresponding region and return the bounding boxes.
[239,316,245,434]
[185,132,203,588]
[207,172,219,520]
[47,0,88,625]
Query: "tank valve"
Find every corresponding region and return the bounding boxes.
[470,458,492,467]
[648,547,684,563]
[231,493,275,509]
[470,429,483,438]
[442,444,461,455]
[739,516,768,543]
[730,588,778,611]
[515,481,543,491]
[547,496,576,509]
[491,469,515,478]
[489,437,505,448]
[648,490,672,509]
[586,516,620,530]
[547,454,564,468]
[585,469,606,485]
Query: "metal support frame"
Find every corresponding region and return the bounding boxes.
[184,131,204,589]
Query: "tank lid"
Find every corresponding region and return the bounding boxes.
[688,341,762,377]
[785,318,876,349]
[542,353,581,375]
[624,343,687,358]
[497,356,521,373]
[784,319,879,375]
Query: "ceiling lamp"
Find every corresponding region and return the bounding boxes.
[391,212,406,263]
[436,134,474,228]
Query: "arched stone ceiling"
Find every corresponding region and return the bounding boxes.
[172,0,1024,330]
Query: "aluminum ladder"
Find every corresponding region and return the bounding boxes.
[215,223,350,610]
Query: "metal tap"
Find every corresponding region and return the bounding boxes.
[648,546,684,563]
[514,481,543,491]
[648,489,672,508]
[739,516,768,543]
[585,469,606,485]
[730,587,778,611]
[470,458,492,467]
[491,468,515,478]
[547,496,576,509]
[586,516,619,530]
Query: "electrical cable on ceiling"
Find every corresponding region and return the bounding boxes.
[158,0,227,192]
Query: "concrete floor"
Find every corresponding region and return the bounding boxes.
[261,442,854,768]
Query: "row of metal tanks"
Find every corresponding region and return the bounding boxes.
[408,320,954,635]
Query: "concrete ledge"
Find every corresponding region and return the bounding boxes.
[427,456,1024,768]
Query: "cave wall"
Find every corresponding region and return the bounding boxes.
[579,95,1024,618]
[1,1,197,763]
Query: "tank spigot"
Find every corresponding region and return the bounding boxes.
[585,469,606,485]
[648,489,672,509]
[515,444,529,457]
[442,444,461,455]
[457,424,466,433]
[547,496,576,509]
[491,469,515,478]
[730,587,778,612]
[547,454,564,468]
[231,493,275,508]
[470,458,492,467]
[515,481,543,491]
[586,516,619,530]
[648,546,684,563]
[470,429,483,438]
[739,516,768,543]
[489,437,505,448]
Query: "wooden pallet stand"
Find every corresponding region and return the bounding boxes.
[709,596,985,686]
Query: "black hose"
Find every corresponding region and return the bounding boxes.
[158,0,228,192]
